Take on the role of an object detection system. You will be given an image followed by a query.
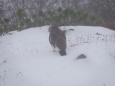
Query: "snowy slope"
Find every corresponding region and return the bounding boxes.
[0,26,115,86]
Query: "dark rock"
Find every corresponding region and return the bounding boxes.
[77,54,86,59]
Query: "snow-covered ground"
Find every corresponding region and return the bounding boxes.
[0,26,115,86]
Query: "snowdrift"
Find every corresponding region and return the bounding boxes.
[0,26,115,86]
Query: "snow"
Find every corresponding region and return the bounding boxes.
[0,26,115,86]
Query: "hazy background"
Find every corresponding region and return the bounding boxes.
[0,0,115,34]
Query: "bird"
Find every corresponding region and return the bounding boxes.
[49,23,66,56]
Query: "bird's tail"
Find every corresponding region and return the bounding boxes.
[59,50,66,56]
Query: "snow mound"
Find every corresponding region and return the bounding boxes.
[0,26,115,86]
